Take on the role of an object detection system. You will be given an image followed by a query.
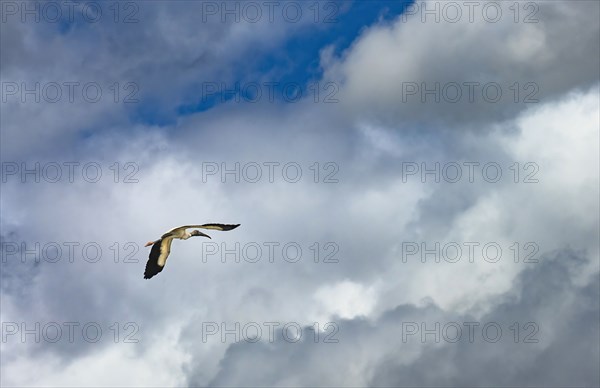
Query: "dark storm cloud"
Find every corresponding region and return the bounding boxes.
[201,249,599,387]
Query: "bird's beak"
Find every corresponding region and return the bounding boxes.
[194,231,211,239]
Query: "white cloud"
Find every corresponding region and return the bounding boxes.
[313,280,380,321]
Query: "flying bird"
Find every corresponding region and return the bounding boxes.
[143,224,240,279]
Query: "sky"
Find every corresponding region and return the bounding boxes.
[0,0,599,386]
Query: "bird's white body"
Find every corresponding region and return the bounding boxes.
[165,228,192,240]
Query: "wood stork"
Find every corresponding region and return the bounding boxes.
[143,224,240,279]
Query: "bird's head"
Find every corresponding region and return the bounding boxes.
[191,230,212,239]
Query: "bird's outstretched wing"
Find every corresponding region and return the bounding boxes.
[144,237,174,279]
[193,223,240,231]
[173,223,241,233]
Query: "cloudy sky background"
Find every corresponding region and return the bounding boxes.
[1,0,599,386]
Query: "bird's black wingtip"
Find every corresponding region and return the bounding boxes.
[144,268,162,279]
